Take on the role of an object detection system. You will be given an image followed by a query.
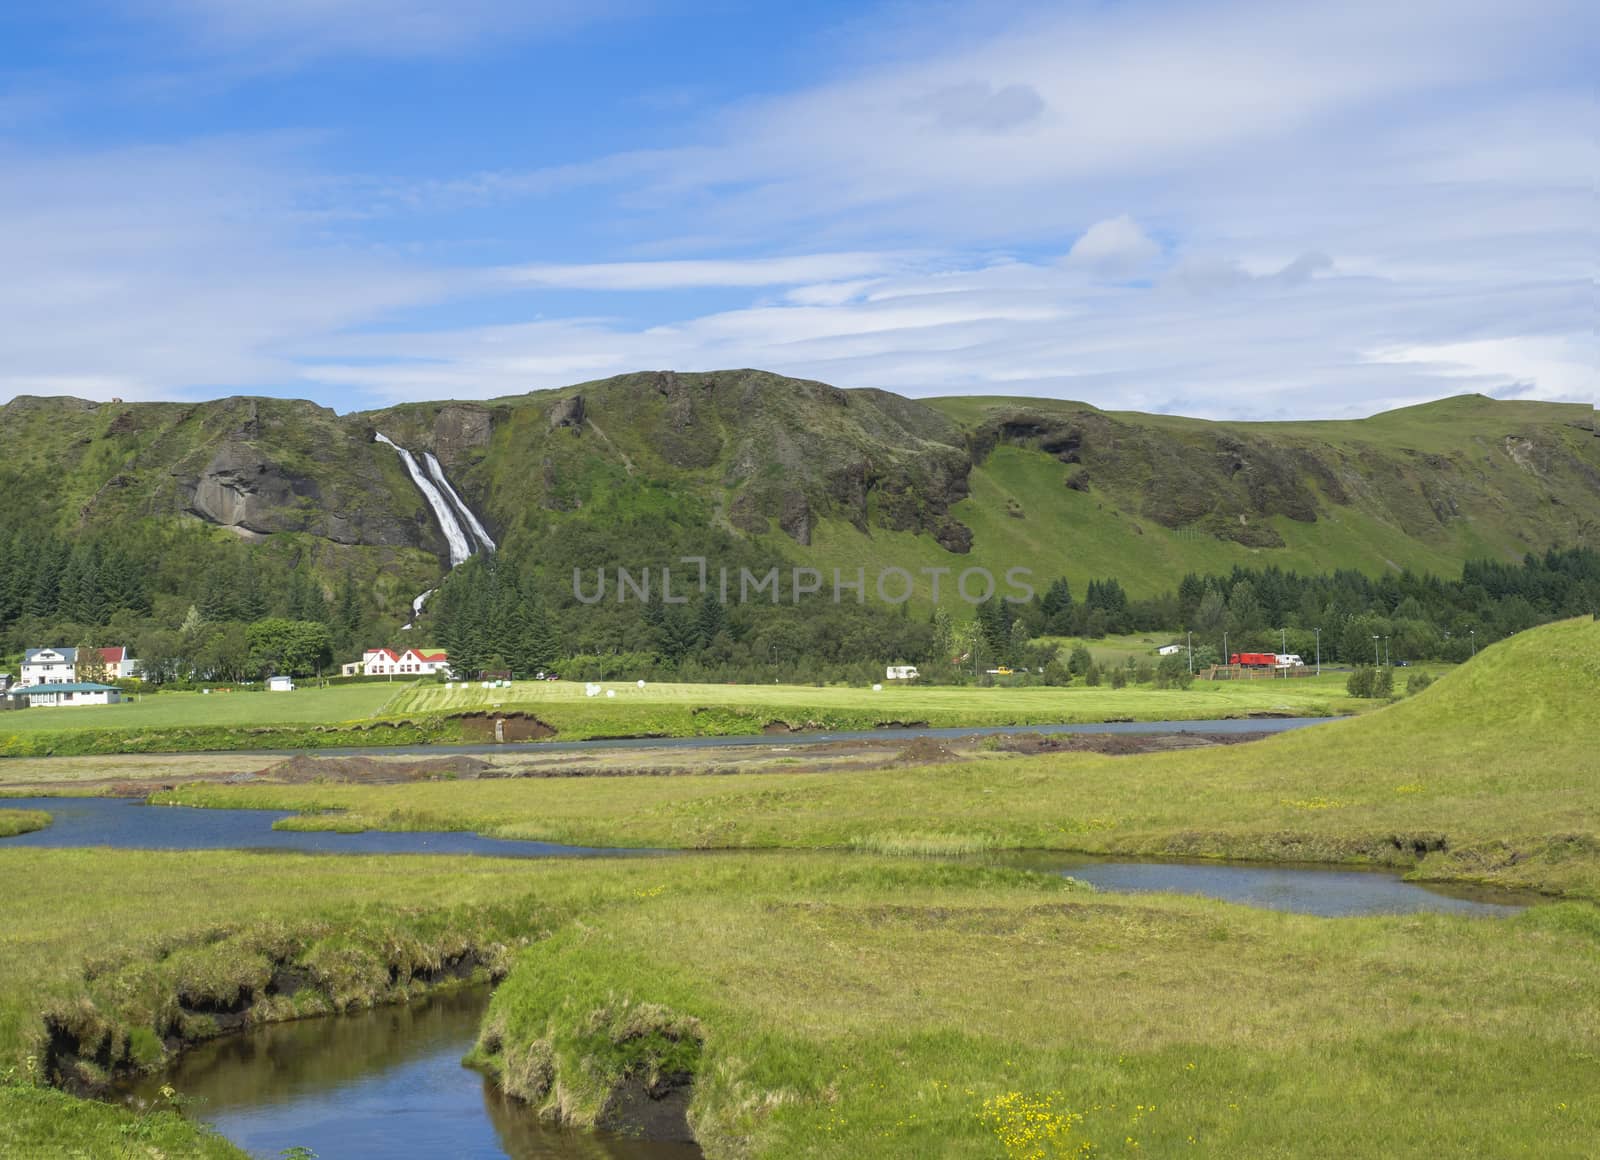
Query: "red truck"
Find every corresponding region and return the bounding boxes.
[1229,652,1278,668]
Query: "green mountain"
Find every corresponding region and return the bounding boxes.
[2,372,1596,626]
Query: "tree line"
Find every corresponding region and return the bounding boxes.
[4,507,1594,686]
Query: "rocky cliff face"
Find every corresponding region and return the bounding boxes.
[1,378,1595,597]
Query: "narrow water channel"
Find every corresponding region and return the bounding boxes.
[117,987,701,1160]
[991,852,1532,917]
[3,797,1532,916]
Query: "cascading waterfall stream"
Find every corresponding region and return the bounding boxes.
[375,433,494,629]
[423,452,497,553]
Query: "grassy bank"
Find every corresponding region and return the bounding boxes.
[0,846,639,1157]
[0,809,50,838]
[476,866,1598,1158]
[161,619,1600,897]
[1,848,1592,1158]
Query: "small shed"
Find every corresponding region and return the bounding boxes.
[267,675,295,692]
[1157,644,1184,656]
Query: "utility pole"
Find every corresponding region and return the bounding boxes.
[1223,631,1229,675]
[1372,635,1380,667]
[1187,631,1193,674]
[1384,636,1390,666]
[1470,629,1476,658]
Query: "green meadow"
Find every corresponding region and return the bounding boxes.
[0,668,1366,757]
[0,682,401,733]
[388,669,1361,728]
[168,619,1599,899]
[0,618,1594,1157]
[0,851,1595,1158]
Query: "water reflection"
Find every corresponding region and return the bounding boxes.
[0,796,652,860]
[120,987,700,1159]
[990,852,1532,917]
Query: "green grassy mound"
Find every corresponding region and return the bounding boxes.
[0,809,50,838]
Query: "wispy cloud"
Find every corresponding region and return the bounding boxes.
[0,136,444,401]
[494,252,912,291]
[0,0,1591,419]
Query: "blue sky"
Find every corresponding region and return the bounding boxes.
[0,0,1592,418]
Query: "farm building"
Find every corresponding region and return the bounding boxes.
[267,675,295,692]
[363,647,450,676]
[1157,644,1184,656]
[15,682,124,707]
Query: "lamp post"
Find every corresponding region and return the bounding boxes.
[1187,631,1193,674]
[1314,627,1321,676]
[1469,629,1476,658]
[1223,631,1229,674]
[1372,635,1380,667]
[1383,636,1390,667]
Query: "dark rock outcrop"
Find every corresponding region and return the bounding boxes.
[548,395,586,431]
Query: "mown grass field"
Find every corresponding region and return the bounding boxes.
[389,669,1362,725]
[169,620,1600,899]
[0,669,1367,758]
[0,683,401,734]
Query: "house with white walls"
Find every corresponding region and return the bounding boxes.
[20,647,140,686]
[17,682,124,707]
[363,647,451,677]
[20,648,77,687]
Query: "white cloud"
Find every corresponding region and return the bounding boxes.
[1366,337,1597,403]
[1,0,1591,423]
[495,253,908,291]
[0,137,444,402]
[1063,215,1160,280]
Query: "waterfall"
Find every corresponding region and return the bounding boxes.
[376,433,496,629]
[375,433,474,568]
[423,452,497,554]
[403,589,434,631]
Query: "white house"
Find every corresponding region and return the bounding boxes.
[20,648,77,687]
[20,646,140,686]
[363,647,450,677]
[1157,644,1185,656]
[267,675,295,692]
[18,682,124,707]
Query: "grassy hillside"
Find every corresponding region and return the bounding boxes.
[3,378,1596,625]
